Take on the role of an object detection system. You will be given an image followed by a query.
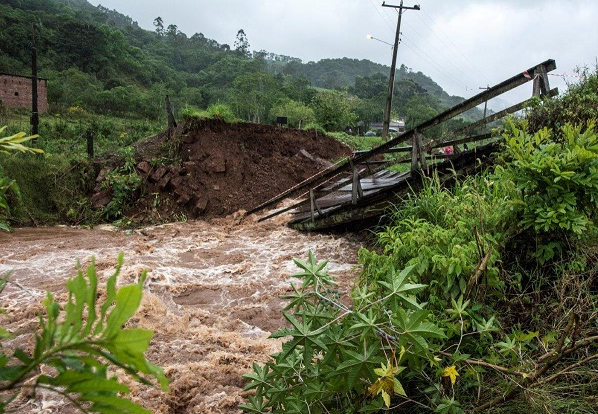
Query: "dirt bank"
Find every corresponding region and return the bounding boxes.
[92,118,352,223]
[0,214,364,413]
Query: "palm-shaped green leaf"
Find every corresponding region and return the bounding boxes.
[392,309,445,356]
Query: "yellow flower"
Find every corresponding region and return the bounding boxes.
[443,365,459,385]
[430,355,442,367]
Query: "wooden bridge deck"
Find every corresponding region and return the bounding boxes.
[248,59,557,231]
[287,142,498,231]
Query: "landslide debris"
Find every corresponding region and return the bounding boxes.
[92,118,351,222]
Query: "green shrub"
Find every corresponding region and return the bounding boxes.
[363,173,512,308]
[527,65,598,135]
[101,147,142,221]
[206,103,236,122]
[180,105,204,118]
[241,253,446,414]
[0,153,96,226]
[495,121,598,262]
[0,126,43,230]
[0,167,19,232]
[0,254,168,413]
[180,103,237,123]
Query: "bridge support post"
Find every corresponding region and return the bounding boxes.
[533,64,551,97]
[418,132,427,172]
[350,160,363,205]
[411,131,427,172]
[309,188,322,224]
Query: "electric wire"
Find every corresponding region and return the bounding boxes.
[367,0,396,33]
[400,36,471,93]
[368,3,495,90]
[411,12,485,85]
[402,19,485,88]
[420,9,493,85]
[390,8,473,95]
[366,2,484,97]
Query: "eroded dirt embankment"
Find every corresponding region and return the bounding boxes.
[91,118,352,223]
[0,214,364,414]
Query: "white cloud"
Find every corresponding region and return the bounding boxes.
[89,0,598,105]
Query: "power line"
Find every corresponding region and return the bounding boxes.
[380,0,421,141]
[367,0,396,33]
[400,36,472,93]
[381,3,400,33]
[421,10,492,85]
[411,13,486,85]
[401,19,485,87]
[366,3,486,99]
[368,2,495,90]
[383,7,478,96]
[388,8,474,93]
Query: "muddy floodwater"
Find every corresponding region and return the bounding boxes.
[0,214,364,413]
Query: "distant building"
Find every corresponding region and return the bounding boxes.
[0,73,48,113]
[369,120,406,133]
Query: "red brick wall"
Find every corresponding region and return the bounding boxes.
[0,74,48,113]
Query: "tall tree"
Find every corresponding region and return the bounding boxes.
[350,73,387,100]
[310,91,358,132]
[228,72,281,123]
[234,29,250,58]
[166,24,179,38]
[153,16,164,35]
[269,98,316,128]
[55,21,109,72]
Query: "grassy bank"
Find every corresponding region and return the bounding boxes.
[241,67,598,414]
[0,109,164,227]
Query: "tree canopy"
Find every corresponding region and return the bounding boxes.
[0,0,481,131]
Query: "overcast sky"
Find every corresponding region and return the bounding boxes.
[88,0,598,108]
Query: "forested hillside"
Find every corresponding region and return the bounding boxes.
[1,2,597,413]
[288,58,464,109]
[0,0,480,130]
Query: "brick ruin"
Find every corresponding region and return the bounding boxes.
[0,73,48,113]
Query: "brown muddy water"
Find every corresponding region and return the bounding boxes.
[0,213,365,413]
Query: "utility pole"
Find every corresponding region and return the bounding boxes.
[30,25,39,136]
[381,0,420,141]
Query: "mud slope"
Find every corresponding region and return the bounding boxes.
[92,119,352,222]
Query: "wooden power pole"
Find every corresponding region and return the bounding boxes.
[165,94,177,140]
[31,26,39,136]
[381,0,420,141]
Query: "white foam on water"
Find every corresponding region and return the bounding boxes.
[0,217,364,414]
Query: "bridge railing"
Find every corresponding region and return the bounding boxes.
[249,59,557,222]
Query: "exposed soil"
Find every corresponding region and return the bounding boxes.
[92,118,352,223]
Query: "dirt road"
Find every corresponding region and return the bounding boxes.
[0,214,364,413]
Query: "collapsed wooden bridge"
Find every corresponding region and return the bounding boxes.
[248,59,558,231]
